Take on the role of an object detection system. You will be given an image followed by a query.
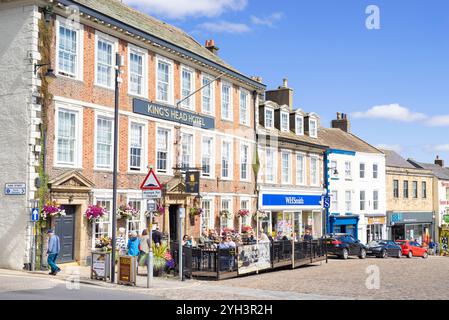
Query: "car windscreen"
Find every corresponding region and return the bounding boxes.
[369,241,386,247]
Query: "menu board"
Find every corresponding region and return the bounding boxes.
[237,243,271,275]
[118,256,136,285]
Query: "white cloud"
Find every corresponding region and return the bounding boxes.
[376,144,403,153]
[425,115,449,127]
[352,104,427,122]
[196,21,251,34]
[426,144,449,152]
[250,12,283,27]
[124,0,248,19]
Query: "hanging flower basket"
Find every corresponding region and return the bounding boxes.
[220,210,232,219]
[189,207,203,217]
[117,204,139,220]
[253,210,269,220]
[41,201,66,221]
[85,205,107,222]
[237,209,250,217]
[94,236,112,252]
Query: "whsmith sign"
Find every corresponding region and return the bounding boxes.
[133,98,215,129]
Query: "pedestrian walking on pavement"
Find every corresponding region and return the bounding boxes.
[139,229,150,267]
[47,229,61,276]
[127,231,141,257]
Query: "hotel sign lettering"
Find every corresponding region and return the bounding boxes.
[133,98,215,129]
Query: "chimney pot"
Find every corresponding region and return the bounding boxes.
[205,40,219,55]
[332,112,350,133]
[435,155,444,167]
[283,78,288,88]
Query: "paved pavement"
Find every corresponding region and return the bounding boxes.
[1,255,448,300]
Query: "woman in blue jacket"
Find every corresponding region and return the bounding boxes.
[127,231,141,257]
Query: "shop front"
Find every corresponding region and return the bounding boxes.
[388,212,435,245]
[259,189,324,240]
[366,216,387,242]
[328,215,359,239]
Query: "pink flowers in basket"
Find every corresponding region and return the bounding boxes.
[238,209,250,217]
[42,201,65,220]
[85,205,107,221]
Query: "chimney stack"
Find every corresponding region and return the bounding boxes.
[331,112,351,133]
[435,155,445,167]
[205,39,219,55]
[265,78,294,109]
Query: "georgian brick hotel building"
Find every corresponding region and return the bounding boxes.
[28,0,265,265]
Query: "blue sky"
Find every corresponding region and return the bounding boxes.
[125,0,449,164]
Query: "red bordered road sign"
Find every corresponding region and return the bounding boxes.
[140,169,162,190]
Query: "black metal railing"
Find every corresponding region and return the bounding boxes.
[170,239,327,280]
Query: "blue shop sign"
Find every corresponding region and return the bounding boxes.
[262,194,322,207]
[133,98,215,129]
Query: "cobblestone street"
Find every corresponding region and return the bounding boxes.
[213,256,449,300]
[1,256,449,300]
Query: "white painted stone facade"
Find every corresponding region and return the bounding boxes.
[327,151,386,244]
[0,3,41,270]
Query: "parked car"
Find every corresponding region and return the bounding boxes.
[323,234,367,260]
[366,240,402,258]
[395,240,428,258]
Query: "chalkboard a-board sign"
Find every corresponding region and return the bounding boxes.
[118,256,136,286]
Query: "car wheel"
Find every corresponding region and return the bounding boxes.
[407,251,413,258]
[341,248,349,260]
[359,248,367,259]
[396,250,402,258]
[423,252,428,259]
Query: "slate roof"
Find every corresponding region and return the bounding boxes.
[70,0,259,86]
[408,159,449,180]
[381,149,415,168]
[318,128,382,154]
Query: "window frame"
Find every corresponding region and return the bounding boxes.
[155,55,174,105]
[94,31,118,90]
[295,152,306,186]
[360,190,366,211]
[239,88,250,126]
[221,139,233,180]
[180,64,195,110]
[155,125,173,175]
[201,73,215,115]
[220,197,233,231]
[265,148,277,183]
[393,179,400,198]
[201,135,215,178]
[54,103,83,168]
[281,150,292,184]
[128,120,147,173]
[180,130,195,171]
[221,81,233,121]
[295,115,304,135]
[310,155,320,186]
[94,112,115,171]
[201,197,215,231]
[55,15,84,81]
[309,118,318,138]
[265,107,274,129]
[280,111,289,132]
[127,43,148,98]
[345,190,352,213]
[92,197,112,249]
[240,142,250,182]
[359,162,366,179]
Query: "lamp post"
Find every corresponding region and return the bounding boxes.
[111,53,123,283]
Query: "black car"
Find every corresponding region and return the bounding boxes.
[366,240,402,258]
[323,234,368,260]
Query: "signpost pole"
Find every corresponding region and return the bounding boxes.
[178,207,184,281]
[147,200,154,288]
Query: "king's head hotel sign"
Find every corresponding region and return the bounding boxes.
[133,98,215,130]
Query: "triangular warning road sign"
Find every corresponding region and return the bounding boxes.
[140,169,162,190]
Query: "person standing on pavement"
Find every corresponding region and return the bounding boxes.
[127,231,141,258]
[139,229,150,266]
[116,227,127,255]
[152,226,162,247]
[47,229,61,276]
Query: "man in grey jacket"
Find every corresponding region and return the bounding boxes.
[47,229,61,275]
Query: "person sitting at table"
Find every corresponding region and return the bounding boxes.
[198,229,210,247]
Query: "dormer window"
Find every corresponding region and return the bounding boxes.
[281,111,289,132]
[309,118,318,138]
[265,108,274,129]
[296,115,304,135]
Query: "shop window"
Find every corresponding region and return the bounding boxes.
[126,200,142,238]
[93,199,112,249]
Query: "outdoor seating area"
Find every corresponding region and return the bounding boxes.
[171,239,328,280]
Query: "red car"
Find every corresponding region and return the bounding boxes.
[395,240,428,258]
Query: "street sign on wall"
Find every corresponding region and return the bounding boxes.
[142,190,162,199]
[31,208,39,222]
[4,183,26,195]
[140,169,162,190]
[185,171,200,194]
